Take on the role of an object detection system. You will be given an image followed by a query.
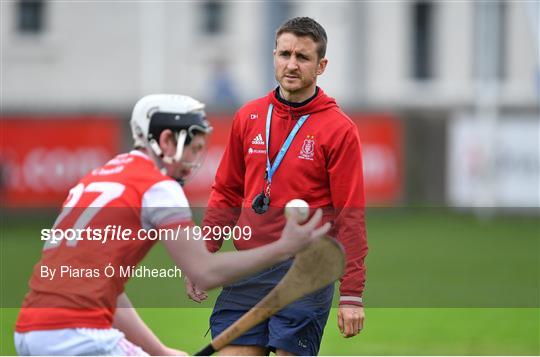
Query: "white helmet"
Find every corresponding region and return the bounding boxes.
[130,94,212,165]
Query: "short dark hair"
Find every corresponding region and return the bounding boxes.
[275,17,327,59]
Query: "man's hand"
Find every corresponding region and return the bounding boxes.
[337,305,365,338]
[185,276,208,303]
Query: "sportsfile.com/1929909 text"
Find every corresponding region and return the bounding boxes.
[40,225,252,245]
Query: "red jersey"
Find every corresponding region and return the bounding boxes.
[16,151,192,332]
[203,88,368,305]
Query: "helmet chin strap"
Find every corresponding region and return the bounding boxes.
[163,130,187,164]
[147,130,201,185]
[148,130,188,165]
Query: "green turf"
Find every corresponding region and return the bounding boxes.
[1,308,538,355]
[1,209,539,355]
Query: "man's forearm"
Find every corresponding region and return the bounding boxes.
[113,293,166,355]
[165,210,329,292]
[203,193,243,253]
[335,209,368,303]
[200,240,292,289]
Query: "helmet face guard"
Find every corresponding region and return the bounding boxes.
[147,110,212,166]
[147,111,212,147]
[173,133,210,186]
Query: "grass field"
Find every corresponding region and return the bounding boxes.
[1,307,538,355]
[1,208,538,355]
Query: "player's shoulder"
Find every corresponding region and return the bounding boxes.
[88,151,167,189]
[142,179,189,208]
[140,179,192,228]
[122,151,163,177]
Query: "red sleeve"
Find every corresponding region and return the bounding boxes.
[202,112,245,252]
[327,124,368,307]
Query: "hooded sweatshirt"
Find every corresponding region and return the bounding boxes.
[203,87,367,305]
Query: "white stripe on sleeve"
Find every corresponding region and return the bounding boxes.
[339,296,363,304]
[141,180,192,229]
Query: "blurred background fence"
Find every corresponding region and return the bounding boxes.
[1,1,538,209]
[1,2,539,355]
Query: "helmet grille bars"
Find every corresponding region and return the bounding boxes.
[148,111,212,146]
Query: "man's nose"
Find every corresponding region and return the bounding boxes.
[286,56,298,70]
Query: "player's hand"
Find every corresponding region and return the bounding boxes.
[280,208,331,255]
[338,305,365,338]
[185,276,208,303]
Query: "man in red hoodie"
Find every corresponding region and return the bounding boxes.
[187,17,368,355]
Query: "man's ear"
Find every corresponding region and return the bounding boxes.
[317,58,328,75]
[159,129,176,157]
